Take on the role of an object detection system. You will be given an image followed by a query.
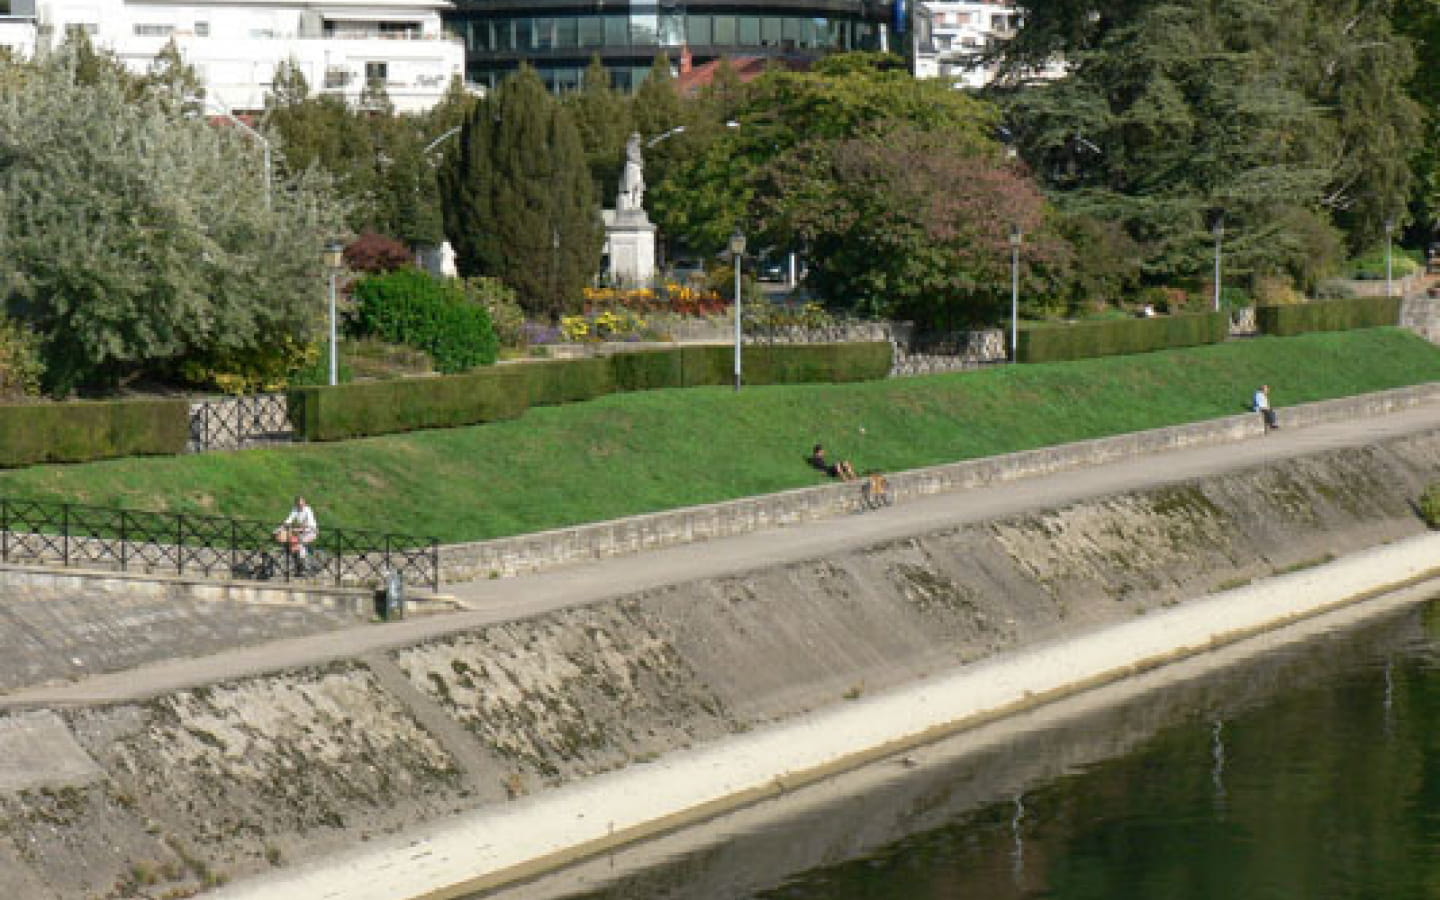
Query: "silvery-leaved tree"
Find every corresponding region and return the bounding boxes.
[0,44,347,395]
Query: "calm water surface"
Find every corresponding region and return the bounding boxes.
[497,600,1440,900]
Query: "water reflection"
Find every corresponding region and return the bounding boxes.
[484,601,1438,900]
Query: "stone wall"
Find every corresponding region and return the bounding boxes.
[437,383,1440,583]
[3,427,1440,896]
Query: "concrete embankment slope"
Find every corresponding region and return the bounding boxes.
[6,409,1440,898]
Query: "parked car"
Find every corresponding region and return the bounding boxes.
[758,257,787,282]
[668,259,706,285]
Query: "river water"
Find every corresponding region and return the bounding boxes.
[493,598,1440,900]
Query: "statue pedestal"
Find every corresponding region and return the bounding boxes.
[603,208,656,287]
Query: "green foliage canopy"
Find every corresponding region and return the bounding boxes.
[996,0,1423,285]
[440,65,603,320]
[0,48,346,394]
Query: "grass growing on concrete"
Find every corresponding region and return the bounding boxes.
[1,327,1438,543]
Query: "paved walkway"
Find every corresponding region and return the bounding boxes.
[7,396,1440,709]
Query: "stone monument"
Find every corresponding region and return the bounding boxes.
[603,132,657,286]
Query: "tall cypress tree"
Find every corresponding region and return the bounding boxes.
[442,64,602,320]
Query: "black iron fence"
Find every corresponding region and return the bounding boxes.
[188,394,293,452]
[0,497,440,589]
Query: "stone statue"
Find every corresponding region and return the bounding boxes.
[618,132,645,213]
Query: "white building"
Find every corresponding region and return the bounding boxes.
[913,0,1018,89]
[0,0,464,114]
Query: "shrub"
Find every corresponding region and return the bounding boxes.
[344,232,415,274]
[0,317,43,400]
[459,277,526,349]
[1349,247,1421,281]
[1254,297,1400,336]
[289,343,893,440]
[1016,312,1228,363]
[351,268,499,373]
[0,399,188,467]
[1420,483,1440,529]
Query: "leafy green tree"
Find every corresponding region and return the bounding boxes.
[0,50,346,394]
[652,52,1034,325]
[265,63,442,246]
[755,125,1062,326]
[1394,0,1440,238]
[440,64,603,319]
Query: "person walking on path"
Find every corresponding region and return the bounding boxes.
[1254,384,1279,430]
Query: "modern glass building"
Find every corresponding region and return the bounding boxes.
[447,1,899,92]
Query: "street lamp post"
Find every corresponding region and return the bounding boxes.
[1009,225,1022,363]
[729,228,746,391]
[1212,214,1225,312]
[1385,218,1396,299]
[323,241,344,386]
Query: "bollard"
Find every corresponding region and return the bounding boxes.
[374,569,405,621]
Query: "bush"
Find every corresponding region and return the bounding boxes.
[1420,483,1440,529]
[1349,247,1421,280]
[0,399,188,467]
[0,317,43,400]
[1016,312,1228,363]
[289,342,893,441]
[1254,297,1400,337]
[459,277,526,349]
[344,233,415,274]
[351,268,500,373]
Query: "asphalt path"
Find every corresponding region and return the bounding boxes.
[6,399,1440,710]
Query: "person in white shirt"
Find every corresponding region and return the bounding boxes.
[1253,384,1278,430]
[276,496,319,565]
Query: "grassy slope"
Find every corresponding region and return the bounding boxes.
[3,328,1439,543]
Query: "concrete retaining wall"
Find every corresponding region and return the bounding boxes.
[4,427,1440,897]
[438,382,1440,582]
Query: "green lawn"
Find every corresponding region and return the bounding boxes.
[2,328,1438,543]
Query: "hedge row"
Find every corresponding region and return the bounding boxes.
[0,399,189,468]
[1016,312,1229,363]
[288,342,892,441]
[1255,296,1401,337]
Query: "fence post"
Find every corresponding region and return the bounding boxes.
[119,511,128,572]
[176,513,185,575]
[431,540,440,590]
[61,503,70,567]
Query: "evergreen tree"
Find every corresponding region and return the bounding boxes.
[565,56,632,202]
[441,65,603,319]
[631,54,682,141]
[996,0,1422,277]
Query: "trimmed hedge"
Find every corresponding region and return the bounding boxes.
[1255,297,1401,337]
[1016,312,1229,363]
[0,399,189,468]
[289,342,893,441]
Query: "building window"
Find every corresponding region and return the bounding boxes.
[325,67,351,89]
[194,20,209,36]
[365,61,388,84]
[578,15,603,48]
[604,14,628,46]
[687,15,711,45]
[133,23,174,36]
[738,15,760,46]
[65,22,98,37]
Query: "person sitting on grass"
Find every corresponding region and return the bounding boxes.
[809,443,857,481]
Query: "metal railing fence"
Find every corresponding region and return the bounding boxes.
[0,497,439,589]
[187,394,293,452]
